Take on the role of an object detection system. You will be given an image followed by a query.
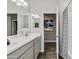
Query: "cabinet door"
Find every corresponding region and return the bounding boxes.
[34,39,41,59]
[19,47,33,59]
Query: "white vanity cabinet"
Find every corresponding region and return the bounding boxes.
[19,47,33,59]
[7,36,41,59]
[34,37,41,59]
[7,41,33,59]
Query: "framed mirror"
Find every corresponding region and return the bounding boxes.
[20,14,31,33]
[31,14,40,28]
[22,14,30,28]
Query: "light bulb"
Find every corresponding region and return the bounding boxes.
[23,2,28,6]
[16,2,21,6]
[11,0,16,2]
[32,14,40,18]
[20,0,24,2]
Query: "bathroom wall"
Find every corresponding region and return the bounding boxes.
[59,0,71,12]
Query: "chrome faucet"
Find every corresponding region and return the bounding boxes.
[25,32,28,36]
[21,31,23,35]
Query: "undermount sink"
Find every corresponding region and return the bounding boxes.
[7,35,28,46]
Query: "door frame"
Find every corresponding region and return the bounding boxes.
[42,11,59,59]
[56,5,59,59]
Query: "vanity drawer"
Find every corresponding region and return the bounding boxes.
[18,47,33,59]
[33,36,41,59]
[8,41,33,59]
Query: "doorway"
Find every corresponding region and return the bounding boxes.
[44,13,57,59]
[44,14,56,42]
[38,13,57,59]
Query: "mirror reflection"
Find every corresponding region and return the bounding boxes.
[7,0,29,36]
[31,14,40,28]
[7,14,17,36]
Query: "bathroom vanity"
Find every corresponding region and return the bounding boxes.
[7,33,41,59]
[7,0,41,59]
[7,13,41,59]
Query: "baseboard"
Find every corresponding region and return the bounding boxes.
[44,40,56,42]
[41,49,44,52]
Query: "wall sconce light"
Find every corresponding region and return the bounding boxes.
[11,0,28,7]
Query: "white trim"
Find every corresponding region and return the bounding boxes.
[42,12,57,52]
[40,49,44,52]
[44,40,56,42]
[56,2,59,59]
[41,12,44,52]
[12,20,17,21]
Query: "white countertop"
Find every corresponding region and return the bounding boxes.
[7,33,41,55]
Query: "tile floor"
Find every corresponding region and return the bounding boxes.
[37,42,57,59]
